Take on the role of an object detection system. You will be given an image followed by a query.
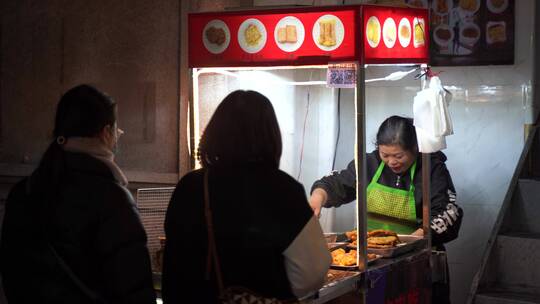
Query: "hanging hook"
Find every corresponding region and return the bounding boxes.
[414,66,443,80]
[414,71,426,80]
[414,66,430,80]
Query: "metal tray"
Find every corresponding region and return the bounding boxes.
[324,232,350,244]
[324,233,338,243]
[330,246,382,270]
[367,234,426,258]
[324,269,359,286]
[327,242,349,250]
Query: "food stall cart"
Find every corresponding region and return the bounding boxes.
[187,4,433,303]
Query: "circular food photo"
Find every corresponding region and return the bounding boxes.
[398,18,411,48]
[460,22,480,47]
[274,16,305,53]
[382,18,397,49]
[312,14,345,51]
[366,16,381,48]
[432,0,453,15]
[433,24,454,49]
[238,18,267,54]
[458,0,480,15]
[202,19,230,54]
[487,0,508,14]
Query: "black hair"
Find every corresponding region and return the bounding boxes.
[197,90,282,168]
[375,116,418,154]
[53,84,116,138]
[29,84,116,198]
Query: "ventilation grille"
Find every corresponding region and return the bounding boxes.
[136,187,175,272]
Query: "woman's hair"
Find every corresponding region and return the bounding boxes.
[54,84,116,137]
[197,90,282,168]
[375,116,418,153]
[29,84,116,197]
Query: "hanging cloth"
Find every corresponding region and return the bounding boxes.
[366,161,418,234]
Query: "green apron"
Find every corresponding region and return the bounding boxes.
[366,161,418,234]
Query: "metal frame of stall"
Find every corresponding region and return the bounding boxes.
[187,4,433,303]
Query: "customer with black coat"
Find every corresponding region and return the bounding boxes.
[0,85,156,304]
[162,90,331,303]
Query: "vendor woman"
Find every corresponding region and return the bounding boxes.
[309,115,462,304]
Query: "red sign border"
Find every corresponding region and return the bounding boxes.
[188,5,361,68]
[188,5,429,68]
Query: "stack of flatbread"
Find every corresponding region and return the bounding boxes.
[367,229,401,249]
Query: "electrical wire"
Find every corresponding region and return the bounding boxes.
[364,68,418,83]
[297,90,311,180]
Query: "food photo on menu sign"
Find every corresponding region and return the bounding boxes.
[404,0,514,66]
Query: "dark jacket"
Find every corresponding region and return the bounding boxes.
[312,151,463,247]
[0,152,156,304]
[162,165,313,303]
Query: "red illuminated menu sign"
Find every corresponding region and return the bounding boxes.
[188,7,358,68]
[188,5,429,68]
[362,5,429,64]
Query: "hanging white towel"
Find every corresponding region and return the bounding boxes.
[413,76,453,153]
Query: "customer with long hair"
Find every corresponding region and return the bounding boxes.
[162,90,330,303]
[0,85,156,303]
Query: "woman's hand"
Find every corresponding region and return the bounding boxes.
[309,188,328,218]
[411,228,424,237]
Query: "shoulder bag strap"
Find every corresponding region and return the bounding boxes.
[49,244,104,303]
[203,169,226,296]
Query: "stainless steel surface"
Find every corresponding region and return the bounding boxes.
[311,270,361,304]
[310,249,430,303]
[325,269,361,286]
[324,232,338,243]
[367,254,383,265]
[366,248,431,272]
[367,235,427,258]
[327,242,349,250]
[329,263,363,272]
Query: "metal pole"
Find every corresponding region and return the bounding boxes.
[422,153,431,249]
[420,68,432,250]
[356,63,368,276]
